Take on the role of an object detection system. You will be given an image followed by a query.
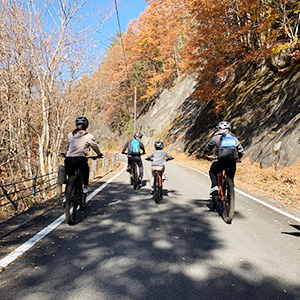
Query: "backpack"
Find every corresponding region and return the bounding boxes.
[217,135,239,162]
[128,139,140,155]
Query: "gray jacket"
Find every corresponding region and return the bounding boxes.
[203,129,244,160]
[146,150,173,167]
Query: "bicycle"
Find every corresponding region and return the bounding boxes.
[146,158,173,203]
[123,153,144,190]
[129,159,140,190]
[153,169,163,203]
[65,156,100,225]
[206,157,235,224]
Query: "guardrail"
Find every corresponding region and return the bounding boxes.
[0,153,119,212]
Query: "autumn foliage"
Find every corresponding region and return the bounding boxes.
[93,0,300,124]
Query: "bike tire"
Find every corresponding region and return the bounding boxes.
[222,177,235,224]
[133,163,138,190]
[212,192,218,210]
[79,187,86,211]
[65,176,76,225]
[153,172,160,203]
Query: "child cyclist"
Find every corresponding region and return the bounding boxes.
[145,141,174,194]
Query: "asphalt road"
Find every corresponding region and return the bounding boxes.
[0,158,299,300]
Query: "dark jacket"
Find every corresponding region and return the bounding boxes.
[203,129,244,161]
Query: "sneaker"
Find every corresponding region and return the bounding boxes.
[210,186,218,195]
[150,188,154,194]
[162,174,167,181]
[126,166,131,172]
[83,186,91,193]
[138,177,142,183]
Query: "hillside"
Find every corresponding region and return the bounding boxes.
[137,50,300,169]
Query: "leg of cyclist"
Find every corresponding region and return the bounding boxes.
[126,156,132,172]
[78,157,90,193]
[131,156,143,182]
[136,157,144,182]
[224,162,236,184]
[150,166,164,194]
[209,161,222,195]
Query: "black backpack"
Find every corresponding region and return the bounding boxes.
[217,135,239,162]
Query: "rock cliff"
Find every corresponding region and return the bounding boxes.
[137,50,300,168]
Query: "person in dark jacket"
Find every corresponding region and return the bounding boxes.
[121,132,146,182]
[203,121,244,195]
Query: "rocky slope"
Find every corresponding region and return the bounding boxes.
[136,50,300,168]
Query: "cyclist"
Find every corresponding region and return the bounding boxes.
[202,121,244,195]
[145,140,173,194]
[64,117,103,194]
[121,132,146,182]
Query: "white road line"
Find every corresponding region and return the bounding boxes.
[181,163,300,224]
[0,165,126,272]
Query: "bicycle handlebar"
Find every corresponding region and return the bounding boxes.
[122,152,146,155]
[145,157,174,162]
[60,154,103,159]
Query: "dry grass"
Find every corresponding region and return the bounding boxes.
[169,151,300,211]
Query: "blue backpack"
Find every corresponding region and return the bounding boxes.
[217,135,238,162]
[129,139,140,155]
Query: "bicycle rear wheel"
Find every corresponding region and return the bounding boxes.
[153,172,160,203]
[65,176,77,225]
[222,177,235,224]
[133,163,138,190]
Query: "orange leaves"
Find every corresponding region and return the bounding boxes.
[91,0,297,122]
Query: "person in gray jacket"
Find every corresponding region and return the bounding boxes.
[146,141,174,194]
[64,117,103,193]
[203,121,244,195]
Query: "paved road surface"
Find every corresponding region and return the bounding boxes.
[0,158,299,300]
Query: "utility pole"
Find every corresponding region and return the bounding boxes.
[134,87,137,133]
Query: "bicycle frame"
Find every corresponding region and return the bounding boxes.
[217,170,227,202]
[130,160,139,190]
[153,170,163,203]
[215,168,235,224]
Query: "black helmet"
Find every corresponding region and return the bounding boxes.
[154,140,164,150]
[216,121,231,130]
[133,132,143,139]
[75,116,88,129]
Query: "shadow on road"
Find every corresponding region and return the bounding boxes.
[0,178,299,300]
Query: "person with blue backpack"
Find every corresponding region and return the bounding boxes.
[202,121,244,195]
[121,132,146,182]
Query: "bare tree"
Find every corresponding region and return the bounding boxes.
[0,0,114,195]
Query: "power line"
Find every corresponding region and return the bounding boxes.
[114,0,129,76]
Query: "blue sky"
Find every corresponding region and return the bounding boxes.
[89,0,148,54]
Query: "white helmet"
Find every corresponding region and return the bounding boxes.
[216,121,231,130]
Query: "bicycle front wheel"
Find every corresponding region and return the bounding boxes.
[65,176,76,225]
[222,177,235,224]
[79,185,86,211]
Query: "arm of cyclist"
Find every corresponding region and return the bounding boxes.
[145,153,154,161]
[165,153,174,161]
[139,141,146,155]
[121,140,130,154]
[89,136,103,159]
